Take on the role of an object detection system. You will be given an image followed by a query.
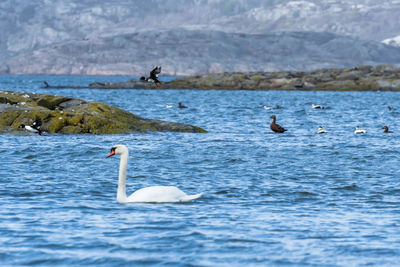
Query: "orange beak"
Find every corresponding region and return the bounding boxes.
[106,150,115,158]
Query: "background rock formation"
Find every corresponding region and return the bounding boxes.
[1,1,400,75]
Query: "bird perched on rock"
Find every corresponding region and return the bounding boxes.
[19,116,43,135]
[270,115,287,133]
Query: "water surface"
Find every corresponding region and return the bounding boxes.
[1,75,400,266]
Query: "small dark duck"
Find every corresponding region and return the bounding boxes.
[382,126,393,133]
[178,102,187,109]
[270,115,287,133]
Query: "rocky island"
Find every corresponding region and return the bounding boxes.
[77,65,400,91]
[0,90,207,134]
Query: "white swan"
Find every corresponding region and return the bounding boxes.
[107,144,202,203]
[354,126,367,134]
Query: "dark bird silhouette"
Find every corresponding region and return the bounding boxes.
[178,102,187,109]
[270,115,287,133]
[43,81,49,88]
[382,126,393,133]
[149,66,161,86]
[19,116,43,135]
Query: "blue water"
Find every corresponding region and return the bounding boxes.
[1,75,400,266]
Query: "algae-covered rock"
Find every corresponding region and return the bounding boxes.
[0,90,207,134]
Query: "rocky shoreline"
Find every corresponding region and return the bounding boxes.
[0,90,207,134]
[42,65,400,91]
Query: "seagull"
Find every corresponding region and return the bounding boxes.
[263,105,272,110]
[354,126,367,134]
[19,116,43,135]
[312,104,325,109]
[317,126,328,134]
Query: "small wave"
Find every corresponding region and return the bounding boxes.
[332,184,359,191]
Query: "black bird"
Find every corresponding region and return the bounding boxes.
[270,115,287,133]
[382,126,393,133]
[43,81,49,88]
[178,102,187,109]
[19,116,43,135]
[149,66,161,85]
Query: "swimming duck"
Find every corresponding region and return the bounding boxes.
[317,126,328,134]
[263,105,272,110]
[178,102,187,109]
[312,104,325,109]
[382,126,393,133]
[19,116,43,135]
[270,115,287,133]
[165,104,173,108]
[354,126,367,134]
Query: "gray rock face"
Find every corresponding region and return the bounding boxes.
[1,1,400,75]
[4,29,400,76]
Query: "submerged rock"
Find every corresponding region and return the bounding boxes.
[0,90,207,134]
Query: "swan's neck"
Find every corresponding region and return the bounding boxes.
[271,117,276,123]
[117,150,129,203]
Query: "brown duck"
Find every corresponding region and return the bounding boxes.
[382,126,393,133]
[270,115,287,133]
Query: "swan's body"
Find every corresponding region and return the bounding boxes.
[354,126,367,134]
[317,126,328,134]
[107,145,202,203]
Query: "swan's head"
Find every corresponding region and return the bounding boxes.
[107,144,128,158]
[318,126,323,130]
[270,115,276,120]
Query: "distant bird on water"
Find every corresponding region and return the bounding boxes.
[270,115,287,133]
[312,104,325,109]
[382,126,393,133]
[317,126,328,134]
[178,102,187,109]
[43,81,49,88]
[19,116,43,135]
[354,126,367,134]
